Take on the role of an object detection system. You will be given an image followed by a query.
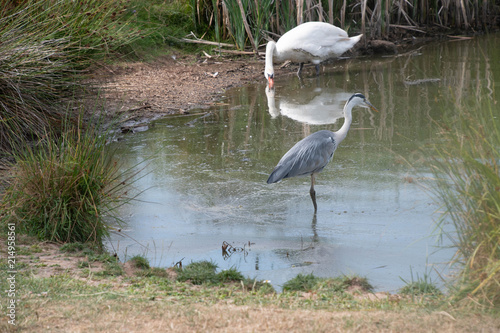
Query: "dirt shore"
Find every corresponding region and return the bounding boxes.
[89,53,286,130]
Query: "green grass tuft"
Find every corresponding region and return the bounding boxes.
[97,261,124,277]
[241,278,276,294]
[399,266,441,298]
[282,273,321,292]
[340,275,374,292]
[120,0,199,59]
[60,242,91,253]
[174,261,255,286]
[399,281,442,297]
[217,267,244,282]
[138,267,172,278]
[0,115,133,247]
[176,260,219,285]
[283,273,373,294]
[128,255,150,270]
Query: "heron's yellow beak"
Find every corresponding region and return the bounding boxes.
[365,100,379,112]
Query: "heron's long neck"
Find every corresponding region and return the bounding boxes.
[335,104,354,145]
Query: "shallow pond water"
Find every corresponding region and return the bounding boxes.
[107,33,500,292]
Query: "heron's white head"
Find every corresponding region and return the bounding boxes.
[346,93,378,112]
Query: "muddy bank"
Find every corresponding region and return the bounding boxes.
[88,55,267,131]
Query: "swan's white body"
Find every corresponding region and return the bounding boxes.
[265,22,362,85]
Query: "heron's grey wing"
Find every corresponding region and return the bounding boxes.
[267,131,337,183]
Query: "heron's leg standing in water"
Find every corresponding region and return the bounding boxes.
[310,173,318,212]
[315,64,320,76]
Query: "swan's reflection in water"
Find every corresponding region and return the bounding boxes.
[266,84,352,125]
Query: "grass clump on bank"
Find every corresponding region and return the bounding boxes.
[0,116,132,247]
[171,260,273,293]
[176,260,244,285]
[399,280,442,298]
[0,0,140,151]
[128,255,151,270]
[429,96,500,309]
[283,273,373,294]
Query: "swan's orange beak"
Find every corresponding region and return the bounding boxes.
[268,77,274,88]
[267,74,274,88]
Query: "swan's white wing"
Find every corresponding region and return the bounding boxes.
[280,22,348,41]
[276,22,360,62]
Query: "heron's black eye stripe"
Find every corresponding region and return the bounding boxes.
[348,93,365,103]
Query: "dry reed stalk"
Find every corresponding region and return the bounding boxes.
[296,0,304,25]
[328,0,333,24]
[275,0,280,33]
[459,0,469,28]
[361,0,367,38]
[341,0,346,28]
[311,0,324,22]
[384,0,390,37]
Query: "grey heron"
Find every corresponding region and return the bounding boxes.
[264,22,362,87]
[266,93,378,212]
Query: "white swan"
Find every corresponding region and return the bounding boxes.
[264,22,362,86]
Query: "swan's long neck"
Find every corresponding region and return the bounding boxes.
[334,102,354,145]
[265,41,277,74]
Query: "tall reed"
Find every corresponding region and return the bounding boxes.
[429,96,500,308]
[191,0,499,50]
[222,0,247,49]
[216,0,274,50]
